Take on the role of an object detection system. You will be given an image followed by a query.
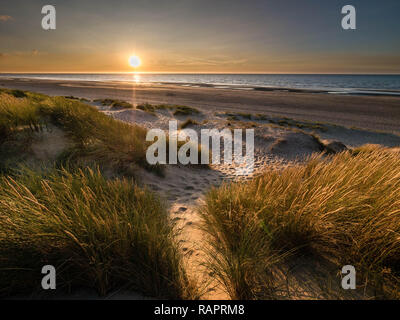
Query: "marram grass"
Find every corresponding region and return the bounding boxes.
[0,91,162,175]
[0,90,194,298]
[0,167,197,299]
[201,146,400,299]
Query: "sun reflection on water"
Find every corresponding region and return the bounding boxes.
[133,73,141,83]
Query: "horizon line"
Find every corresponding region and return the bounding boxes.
[1,71,400,76]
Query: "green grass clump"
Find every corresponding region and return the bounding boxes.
[0,91,162,175]
[9,89,27,98]
[109,100,133,109]
[201,146,400,299]
[0,167,195,299]
[136,103,173,114]
[135,103,200,116]
[42,97,161,175]
[94,98,133,109]
[0,88,27,98]
[64,96,90,103]
[295,123,326,132]
[221,112,252,120]
[136,103,158,114]
[254,114,268,121]
[179,118,199,129]
[237,112,252,120]
[0,93,50,173]
[94,98,114,105]
[270,116,328,132]
[200,188,281,299]
[0,93,43,142]
[173,105,200,116]
[277,119,290,126]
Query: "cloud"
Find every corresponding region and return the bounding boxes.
[13,50,42,56]
[0,50,43,58]
[152,55,248,68]
[0,15,13,22]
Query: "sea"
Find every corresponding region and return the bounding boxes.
[1,73,400,96]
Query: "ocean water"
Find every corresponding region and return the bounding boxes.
[2,73,400,94]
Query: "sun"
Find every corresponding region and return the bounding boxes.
[129,55,141,68]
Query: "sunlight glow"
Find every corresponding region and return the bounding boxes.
[129,55,141,68]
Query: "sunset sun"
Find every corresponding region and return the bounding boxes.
[129,55,141,68]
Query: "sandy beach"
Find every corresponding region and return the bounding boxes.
[1,77,400,133]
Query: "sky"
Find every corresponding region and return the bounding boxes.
[0,0,399,73]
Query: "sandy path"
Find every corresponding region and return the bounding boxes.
[139,165,230,299]
[133,121,306,299]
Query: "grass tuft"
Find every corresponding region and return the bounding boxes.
[179,118,199,129]
[41,97,161,175]
[172,105,200,116]
[94,98,133,109]
[201,146,400,299]
[0,93,43,142]
[0,167,196,298]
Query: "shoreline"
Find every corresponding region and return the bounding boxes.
[1,77,400,133]
[2,75,400,97]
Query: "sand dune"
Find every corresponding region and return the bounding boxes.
[2,79,400,299]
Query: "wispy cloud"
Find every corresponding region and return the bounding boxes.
[153,56,248,67]
[0,50,43,58]
[0,15,13,22]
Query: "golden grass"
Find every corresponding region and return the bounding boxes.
[0,90,195,298]
[0,167,197,298]
[0,93,43,141]
[0,91,162,175]
[201,146,400,299]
